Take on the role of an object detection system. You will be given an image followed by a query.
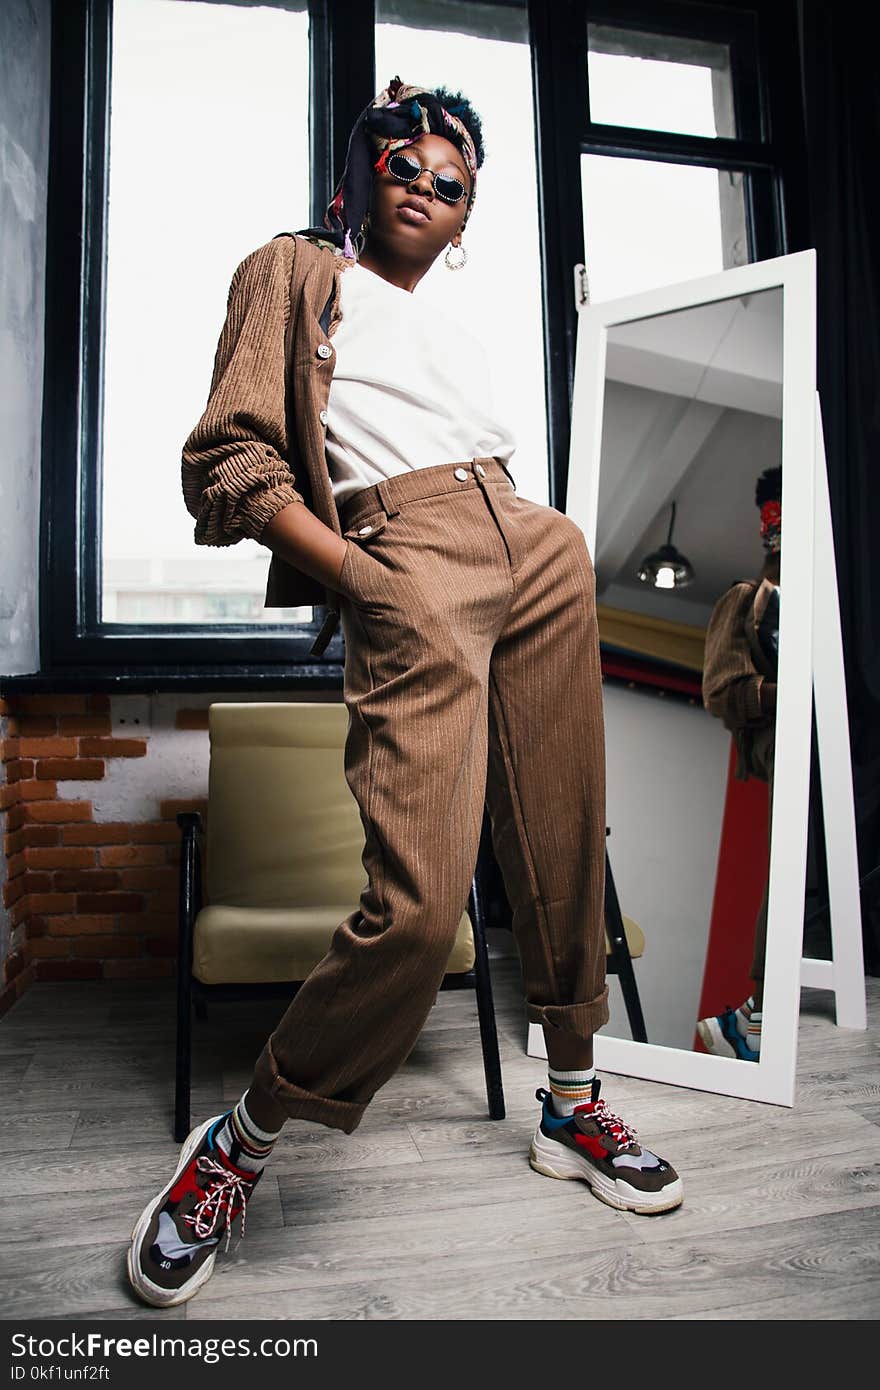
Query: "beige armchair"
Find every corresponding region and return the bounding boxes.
[175,703,504,1140]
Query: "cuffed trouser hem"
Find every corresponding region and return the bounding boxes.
[527,984,610,1038]
[252,1038,368,1136]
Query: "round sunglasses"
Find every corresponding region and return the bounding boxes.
[385,150,468,205]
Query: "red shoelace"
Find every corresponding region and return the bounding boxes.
[576,1098,638,1151]
[183,1156,255,1251]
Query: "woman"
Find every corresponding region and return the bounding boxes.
[127,76,682,1310]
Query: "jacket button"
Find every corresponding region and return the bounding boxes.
[358,525,373,535]
[454,467,469,481]
[317,344,332,359]
[319,409,328,425]
[475,463,486,477]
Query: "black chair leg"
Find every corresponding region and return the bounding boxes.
[614,946,648,1045]
[604,849,648,1044]
[175,971,192,1143]
[468,865,505,1120]
[174,814,200,1142]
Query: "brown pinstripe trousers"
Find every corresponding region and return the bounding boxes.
[251,455,609,1133]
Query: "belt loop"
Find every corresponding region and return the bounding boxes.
[376,479,399,516]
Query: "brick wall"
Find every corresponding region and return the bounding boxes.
[0,692,223,1017]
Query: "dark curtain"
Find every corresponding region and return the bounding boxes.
[797,1,880,972]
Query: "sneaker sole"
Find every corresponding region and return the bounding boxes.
[126,1114,226,1309]
[696,1016,736,1058]
[528,1125,683,1215]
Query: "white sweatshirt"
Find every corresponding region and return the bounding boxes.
[324,260,517,508]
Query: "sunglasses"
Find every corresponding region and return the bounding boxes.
[385,150,468,205]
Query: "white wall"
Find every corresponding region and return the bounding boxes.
[0,0,50,675]
[603,679,730,1049]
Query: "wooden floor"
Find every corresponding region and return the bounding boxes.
[2,959,879,1321]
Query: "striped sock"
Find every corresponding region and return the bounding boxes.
[214,1092,283,1175]
[735,996,762,1055]
[547,1066,597,1117]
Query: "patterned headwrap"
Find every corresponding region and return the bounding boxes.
[297,75,480,260]
[755,466,782,555]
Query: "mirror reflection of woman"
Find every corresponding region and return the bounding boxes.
[698,466,781,1062]
[126,76,682,1310]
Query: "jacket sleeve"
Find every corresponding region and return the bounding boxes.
[181,236,305,546]
[702,584,766,729]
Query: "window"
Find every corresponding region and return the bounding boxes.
[582,15,752,301]
[587,25,737,139]
[580,7,764,304]
[581,154,748,302]
[102,0,310,626]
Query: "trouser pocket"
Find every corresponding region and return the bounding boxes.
[337,510,391,608]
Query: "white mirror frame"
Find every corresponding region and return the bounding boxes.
[804,391,866,1029]
[535,250,826,1106]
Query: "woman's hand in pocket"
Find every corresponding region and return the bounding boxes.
[260,502,351,591]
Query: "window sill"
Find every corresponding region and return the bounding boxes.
[0,664,344,695]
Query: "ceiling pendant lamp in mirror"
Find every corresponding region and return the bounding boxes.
[637,501,695,589]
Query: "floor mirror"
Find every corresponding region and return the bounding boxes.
[526,248,862,1106]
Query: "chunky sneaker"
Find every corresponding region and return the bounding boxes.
[127,1112,262,1308]
[529,1080,683,1214]
[697,1008,760,1062]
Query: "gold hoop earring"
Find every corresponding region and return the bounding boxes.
[355,209,371,256]
[445,242,467,270]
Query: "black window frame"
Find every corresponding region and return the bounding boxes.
[38,0,801,683]
[40,0,376,679]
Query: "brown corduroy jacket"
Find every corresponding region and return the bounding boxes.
[702,576,778,779]
[181,232,356,656]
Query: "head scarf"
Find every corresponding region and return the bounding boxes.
[297,75,480,260]
[755,465,782,555]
